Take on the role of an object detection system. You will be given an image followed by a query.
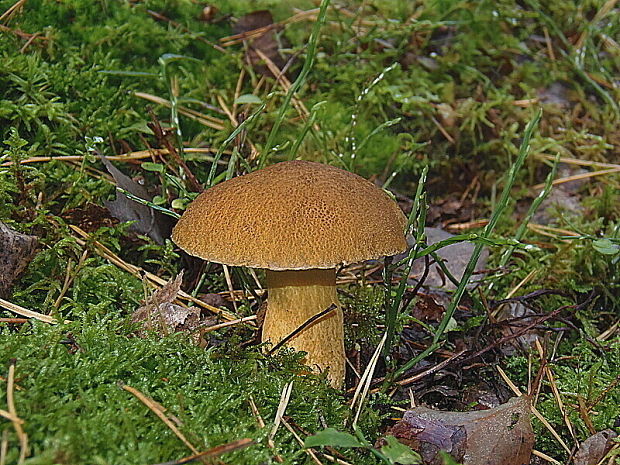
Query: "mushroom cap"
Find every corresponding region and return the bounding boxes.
[172,160,407,270]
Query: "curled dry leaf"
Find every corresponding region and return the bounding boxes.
[101,156,172,244]
[496,302,543,356]
[132,272,212,345]
[387,396,534,465]
[0,221,37,297]
[233,10,285,77]
[408,227,489,291]
[573,429,617,465]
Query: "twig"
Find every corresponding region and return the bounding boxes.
[149,438,254,465]
[535,339,576,442]
[267,305,336,355]
[0,408,23,424]
[270,382,294,442]
[218,8,320,47]
[0,429,7,465]
[536,154,620,170]
[351,333,386,428]
[134,92,226,130]
[497,366,571,455]
[0,148,227,167]
[121,384,199,454]
[0,297,70,325]
[532,167,620,190]
[0,0,27,24]
[68,225,243,323]
[145,9,227,54]
[532,449,563,465]
[462,302,580,364]
[147,110,202,192]
[0,318,27,324]
[7,363,28,464]
[280,418,324,465]
[201,315,257,334]
[392,350,466,389]
[248,396,283,463]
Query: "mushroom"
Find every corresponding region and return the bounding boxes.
[172,160,407,387]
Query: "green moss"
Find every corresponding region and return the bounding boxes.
[1,0,619,462]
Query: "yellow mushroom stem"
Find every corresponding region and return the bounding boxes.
[263,268,345,387]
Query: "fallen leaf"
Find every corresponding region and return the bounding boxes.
[410,292,445,323]
[407,227,489,291]
[233,10,286,77]
[132,272,212,345]
[62,203,117,233]
[496,302,543,356]
[387,396,534,465]
[0,221,37,297]
[532,189,584,226]
[101,156,172,244]
[573,429,617,465]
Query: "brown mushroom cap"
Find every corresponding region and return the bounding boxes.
[172,160,407,270]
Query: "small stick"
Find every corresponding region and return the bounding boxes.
[149,438,255,465]
[0,297,69,325]
[7,363,28,464]
[535,339,576,442]
[201,315,257,334]
[532,449,562,465]
[269,382,293,442]
[68,225,243,323]
[280,418,324,465]
[0,0,27,23]
[232,68,246,121]
[543,26,556,61]
[532,167,620,190]
[248,396,283,463]
[497,366,571,455]
[121,384,199,454]
[145,9,227,54]
[0,429,7,465]
[536,153,620,169]
[222,265,238,313]
[267,305,336,355]
[0,408,23,424]
[147,110,203,193]
[0,148,228,167]
[134,93,226,130]
[389,350,465,390]
[351,333,386,428]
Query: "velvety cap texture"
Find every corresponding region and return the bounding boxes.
[172,160,407,270]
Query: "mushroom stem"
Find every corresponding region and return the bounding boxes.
[263,268,345,387]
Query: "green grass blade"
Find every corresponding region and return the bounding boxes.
[389,108,542,381]
[256,0,330,169]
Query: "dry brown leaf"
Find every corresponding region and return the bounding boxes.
[233,10,285,77]
[410,292,445,323]
[408,227,489,290]
[0,221,37,297]
[132,272,211,344]
[573,429,617,465]
[101,156,172,244]
[496,302,543,356]
[388,395,534,465]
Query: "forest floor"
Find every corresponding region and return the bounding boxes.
[0,0,619,464]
